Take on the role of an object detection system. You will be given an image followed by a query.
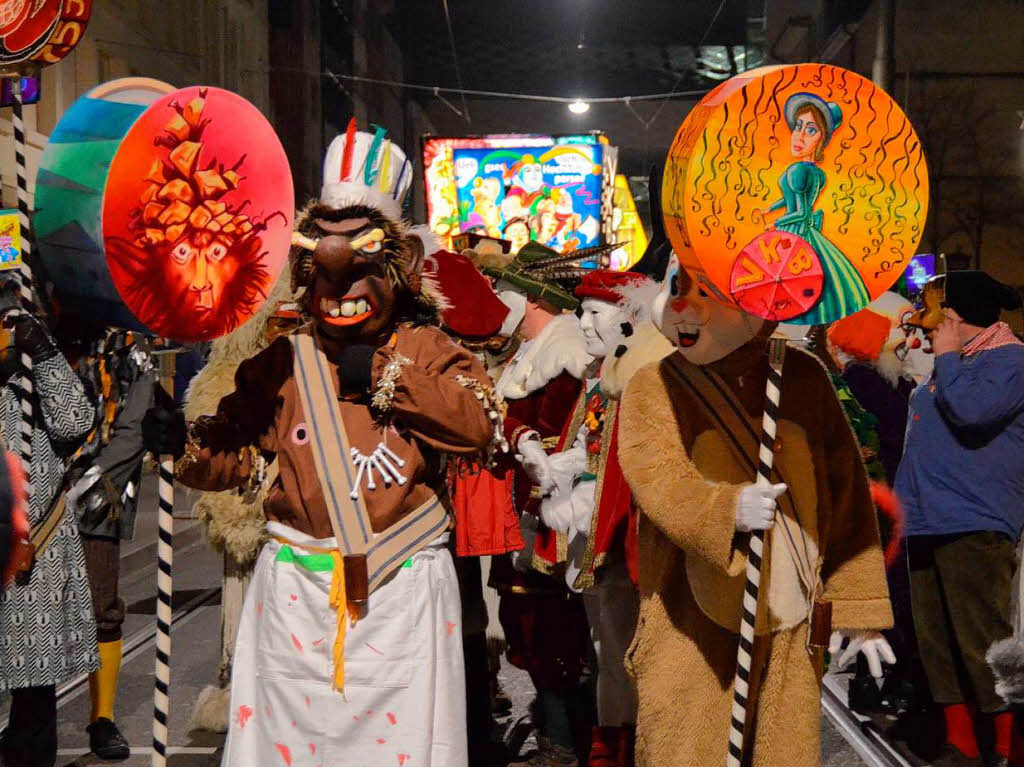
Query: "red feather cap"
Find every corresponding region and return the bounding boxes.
[575,269,648,305]
[426,250,510,340]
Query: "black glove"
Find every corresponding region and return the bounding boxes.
[6,313,58,363]
[142,405,187,458]
[336,344,377,392]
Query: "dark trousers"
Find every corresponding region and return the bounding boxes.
[908,531,1015,713]
[80,534,124,642]
[3,685,57,767]
[452,554,494,758]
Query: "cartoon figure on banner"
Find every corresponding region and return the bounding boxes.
[503,216,531,255]
[550,187,583,250]
[663,64,929,326]
[0,211,20,269]
[105,89,288,341]
[501,154,545,220]
[470,176,503,236]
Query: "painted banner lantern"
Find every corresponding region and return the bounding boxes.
[103,86,294,342]
[36,77,177,331]
[0,0,92,74]
[663,63,929,324]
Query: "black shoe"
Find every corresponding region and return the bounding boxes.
[878,672,916,714]
[848,673,884,715]
[87,718,130,761]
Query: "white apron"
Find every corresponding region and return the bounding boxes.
[223,522,468,767]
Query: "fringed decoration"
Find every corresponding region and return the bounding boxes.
[392,157,409,200]
[340,117,357,182]
[364,125,388,186]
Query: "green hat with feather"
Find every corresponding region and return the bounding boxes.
[482,241,619,311]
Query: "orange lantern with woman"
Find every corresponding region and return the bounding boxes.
[663,63,929,325]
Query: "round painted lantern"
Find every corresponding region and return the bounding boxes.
[102,86,294,342]
[0,0,92,74]
[36,77,176,332]
[663,63,929,324]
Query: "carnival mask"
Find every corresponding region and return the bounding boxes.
[654,253,763,365]
[579,298,630,360]
[294,204,422,347]
[905,280,945,334]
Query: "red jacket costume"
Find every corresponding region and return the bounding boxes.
[533,321,674,589]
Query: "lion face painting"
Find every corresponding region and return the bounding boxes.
[104,86,293,342]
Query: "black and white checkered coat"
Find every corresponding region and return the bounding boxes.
[0,355,99,689]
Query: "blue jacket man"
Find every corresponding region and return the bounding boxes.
[896,270,1024,765]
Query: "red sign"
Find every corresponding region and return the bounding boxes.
[728,231,824,322]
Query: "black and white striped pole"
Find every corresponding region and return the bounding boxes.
[726,336,786,767]
[153,351,176,767]
[11,76,36,510]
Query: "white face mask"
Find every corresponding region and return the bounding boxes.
[655,253,763,365]
[579,298,630,359]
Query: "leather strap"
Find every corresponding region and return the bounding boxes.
[290,334,449,593]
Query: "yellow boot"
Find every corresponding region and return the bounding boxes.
[87,640,130,760]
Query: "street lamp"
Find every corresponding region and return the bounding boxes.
[568,99,590,114]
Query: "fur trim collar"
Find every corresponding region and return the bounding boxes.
[407,224,441,257]
[601,321,675,398]
[496,313,592,399]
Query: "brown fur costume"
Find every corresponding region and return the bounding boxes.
[185,269,298,732]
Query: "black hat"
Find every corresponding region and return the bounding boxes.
[936,270,1022,327]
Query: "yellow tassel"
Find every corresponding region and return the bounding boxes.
[329,551,347,692]
[379,140,392,193]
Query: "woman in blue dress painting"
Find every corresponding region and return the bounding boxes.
[759,93,870,324]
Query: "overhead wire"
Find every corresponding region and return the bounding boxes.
[641,0,729,129]
[325,70,709,105]
[440,0,472,125]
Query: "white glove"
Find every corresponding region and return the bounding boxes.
[829,630,897,679]
[735,482,788,532]
[517,438,555,495]
[569,480,596,536]
[548,447,587,488]
[539,489,575,533]
[65,465,103,518]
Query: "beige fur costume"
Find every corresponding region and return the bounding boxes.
[186,272,297,731]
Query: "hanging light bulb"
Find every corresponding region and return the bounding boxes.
[568,99,590,114]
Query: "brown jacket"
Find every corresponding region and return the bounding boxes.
[618,341,892,767]
[178,324,493,539]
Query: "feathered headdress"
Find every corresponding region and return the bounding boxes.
[320,117,412,221]
[481,241,619,311]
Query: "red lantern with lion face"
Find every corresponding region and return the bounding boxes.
[103,86,293,342]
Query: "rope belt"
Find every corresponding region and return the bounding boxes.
[272,535,360,691]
